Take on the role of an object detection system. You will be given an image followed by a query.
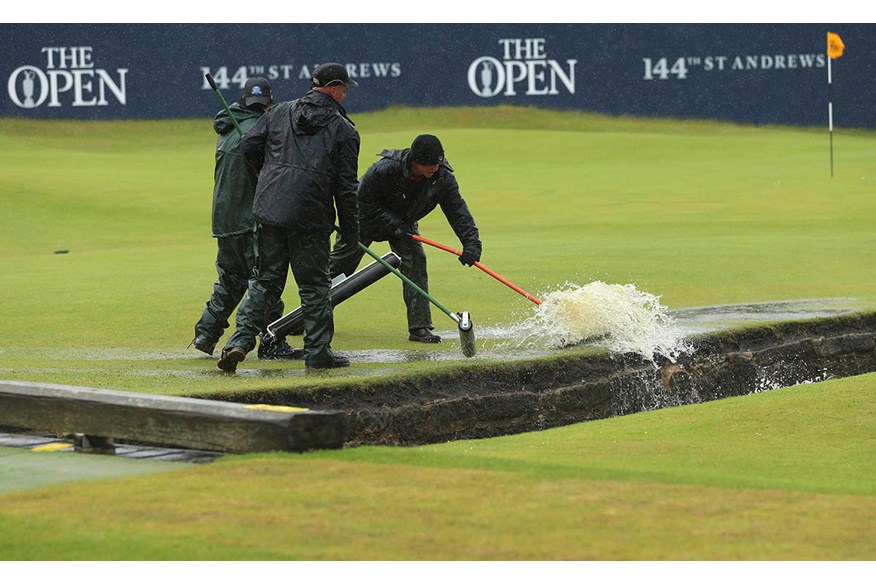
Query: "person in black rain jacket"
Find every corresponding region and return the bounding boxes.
[330,134,481,343]
[217,63,360,372]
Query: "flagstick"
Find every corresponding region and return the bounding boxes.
[828,52,834,177]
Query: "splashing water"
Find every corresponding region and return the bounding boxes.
[503,281,692,363]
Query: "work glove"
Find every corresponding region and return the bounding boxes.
[458,248,479,267]
[383,213,407,239]
[392,223,411,239]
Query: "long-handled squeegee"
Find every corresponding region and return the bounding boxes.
[205,73,244,137]
[410,234,542,305]
[357,243,476,358]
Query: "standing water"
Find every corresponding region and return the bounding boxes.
[502,281,692,363]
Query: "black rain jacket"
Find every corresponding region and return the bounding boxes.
[358,148,481,256]
[242,90,359,238]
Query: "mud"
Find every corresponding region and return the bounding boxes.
[194,306,876,447]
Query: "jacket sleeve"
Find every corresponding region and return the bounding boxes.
[334,130,360,239]
[438,173,482,255]
[242,113,269,173]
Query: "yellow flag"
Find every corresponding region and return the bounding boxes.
[827,31,845,59]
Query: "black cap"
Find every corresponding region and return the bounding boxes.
[243,77,272,106]
[311,63,358,88]
[410,134,444,165]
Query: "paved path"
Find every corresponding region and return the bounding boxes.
[0,435,220,494]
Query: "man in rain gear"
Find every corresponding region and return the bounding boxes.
[193,77,301,360]
[329,134,481,343]
[218,63,360,372]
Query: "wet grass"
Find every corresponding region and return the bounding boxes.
[1,107,874,561]
[2,106,876,394]
[0,373,873,559]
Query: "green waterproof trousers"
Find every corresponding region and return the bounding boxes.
[195,231,284,346]
[225,224,336,366]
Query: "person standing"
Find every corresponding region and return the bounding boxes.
[217,63,360,372]
[329,134,481,343]
[192,77,301,360]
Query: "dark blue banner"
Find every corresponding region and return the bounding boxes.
[2,24,872,128]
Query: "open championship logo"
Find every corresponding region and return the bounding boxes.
[7,46,128,109]
[468,38,577,98]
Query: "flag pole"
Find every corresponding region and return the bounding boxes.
[828,45,834,178]
[826,31,845,177]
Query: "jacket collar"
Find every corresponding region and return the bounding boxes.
[304,89,354,125]
[402,149,414,180]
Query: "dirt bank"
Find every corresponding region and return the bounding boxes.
[196,311,876,446]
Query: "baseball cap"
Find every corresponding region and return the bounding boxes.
[243,77,272,106]
[311,63,359,88]
[410,134,444,165]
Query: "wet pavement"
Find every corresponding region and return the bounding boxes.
[0,440,202,494]
[0,432,222,465]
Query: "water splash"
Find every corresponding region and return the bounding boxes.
[502,281,692,363]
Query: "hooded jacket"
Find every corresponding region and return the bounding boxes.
[358,148,481,256]
[211,102,264,237]
[242,90,359,238]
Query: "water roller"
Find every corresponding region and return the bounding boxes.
[264,252,401,340]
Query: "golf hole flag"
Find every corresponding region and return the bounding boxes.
[828,31,845,59]
[827,31,845,177]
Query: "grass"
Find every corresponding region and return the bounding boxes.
[1,106,875,393]
[0,106,874,560]
[0,373,873,560]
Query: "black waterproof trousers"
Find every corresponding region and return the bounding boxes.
[226,224,336,366]
[329,231,434,333]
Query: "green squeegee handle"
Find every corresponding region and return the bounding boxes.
[205,73,245,137]
[357,242,460,325]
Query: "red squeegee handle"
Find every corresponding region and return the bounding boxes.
[410,233,542,305]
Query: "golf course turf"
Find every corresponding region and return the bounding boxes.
[0,107,874,560]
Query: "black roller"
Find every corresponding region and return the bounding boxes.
[265,252,401,339]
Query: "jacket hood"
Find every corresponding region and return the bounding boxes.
[291,90,352,136]
[213,102,260,136]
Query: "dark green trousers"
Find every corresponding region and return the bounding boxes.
[226,224,335,366]
[195,231,284,345]
[329,230,434,332]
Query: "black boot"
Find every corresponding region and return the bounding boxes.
[306,350,351,370]
[190,335,217,356]
[217,346,246,373]
[258,335,305,360]
[408,328,442,343]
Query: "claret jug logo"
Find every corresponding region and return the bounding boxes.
[468,38,577,98]
[7,47,128,109]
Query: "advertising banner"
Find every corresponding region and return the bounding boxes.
[2,24,872,128]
